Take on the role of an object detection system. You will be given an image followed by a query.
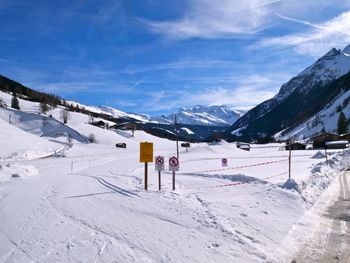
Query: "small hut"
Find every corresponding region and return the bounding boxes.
[338,133,350,142]
[312,132,339,149]
[325,140,349,149]
[91,120,106,128]
[285,142,306,151]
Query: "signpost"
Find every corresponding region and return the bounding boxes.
[289,148,292,179]
[140,142,154,190]
[169,156,179,190]
[222,158,228,167]
[155,156,164,190]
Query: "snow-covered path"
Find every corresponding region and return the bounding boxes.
[291,171,350,263]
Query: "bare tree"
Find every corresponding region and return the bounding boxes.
[60,109,70,124]
[42,116,48,128]
[0,97,6,107]
[40,102,50,114]
[88,113,94,124]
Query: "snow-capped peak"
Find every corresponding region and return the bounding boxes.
[342,44,350,56]
[151,105,245,126]
[275,44,350,101]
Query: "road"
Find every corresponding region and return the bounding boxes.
[292,171,350,263]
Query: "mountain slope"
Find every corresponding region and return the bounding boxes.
[152,105,244,126]
[225,44,350,141]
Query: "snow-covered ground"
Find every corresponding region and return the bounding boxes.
[1,91,349,262]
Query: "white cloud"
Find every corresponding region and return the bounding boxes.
[141,72,289,113]
[258,11,350,57]
[142,0,350,40]
[143,0,279,39]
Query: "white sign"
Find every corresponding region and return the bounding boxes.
[222,158,228,167]
[155,156,165,171]
[169,156,179,171]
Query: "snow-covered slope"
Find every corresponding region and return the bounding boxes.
[152,105,245,126]
[0,107,88,143]
[97,106,149,122]
[0,117,61,160]
[276,89,350,140]
[276,45,350,101]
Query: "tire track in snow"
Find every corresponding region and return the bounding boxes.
[292,171,350,263]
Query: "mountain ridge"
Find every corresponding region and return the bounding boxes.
[224,43,350,141]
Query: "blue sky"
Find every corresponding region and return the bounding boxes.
[1,0,350,116]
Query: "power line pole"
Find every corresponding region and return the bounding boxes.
[174,114,179,160]
[289,148,291,179]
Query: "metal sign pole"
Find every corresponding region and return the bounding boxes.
[145,162,148,190]
[174,114,179,160]
[158,170,161,191]
[289,149,291,179]
[172,171,175,190]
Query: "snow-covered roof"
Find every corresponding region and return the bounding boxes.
[325,140,349,145]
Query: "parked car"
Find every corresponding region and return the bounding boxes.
[115,143,127,148]
[181,142,190,148]
[236,142,250,151]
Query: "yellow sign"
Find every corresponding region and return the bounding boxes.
[140,142,154,163]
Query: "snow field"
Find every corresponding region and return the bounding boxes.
[1,90,350,262]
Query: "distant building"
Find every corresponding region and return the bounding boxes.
[236,142,251,151]
[325,140,349,149]
[338,133,350,142]
[285,142,306,151]
[312,132,338,149]
[181,142,190,148]
[90,120,106,128]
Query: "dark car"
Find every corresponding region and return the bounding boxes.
[181,142,190,148]
[115,143,127,148]
[236,142,250,151]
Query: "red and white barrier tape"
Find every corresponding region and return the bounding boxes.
[181,171,289,190]
[178,159,287,175]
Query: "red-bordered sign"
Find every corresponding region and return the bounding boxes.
[169,156,179,171]
[222,158,228,167]
[155,156,165,171]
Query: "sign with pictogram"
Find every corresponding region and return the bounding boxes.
[169,156,179,171]
[222,158,228,167]
[140,142,153,163]
[155,156,165,171]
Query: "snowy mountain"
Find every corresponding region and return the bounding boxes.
[224,44,350,141]
[97,105,149,123]
[151,105,245,126]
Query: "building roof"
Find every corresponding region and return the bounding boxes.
[325,140,349,145]
[311,132,338,139]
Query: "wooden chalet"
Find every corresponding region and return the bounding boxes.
[312,132,339,149]
[325,140,349,149]
[338,133,350,142]
[285,142,306,151]
[90,120,106,128]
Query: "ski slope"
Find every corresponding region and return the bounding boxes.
[1,93,350,262]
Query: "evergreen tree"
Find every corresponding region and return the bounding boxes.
[337,111,348,134]
[11,92,20,110]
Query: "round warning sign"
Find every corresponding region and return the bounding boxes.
[155,156,165,171]
[169,156,179,171]
[222,158,228,167]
